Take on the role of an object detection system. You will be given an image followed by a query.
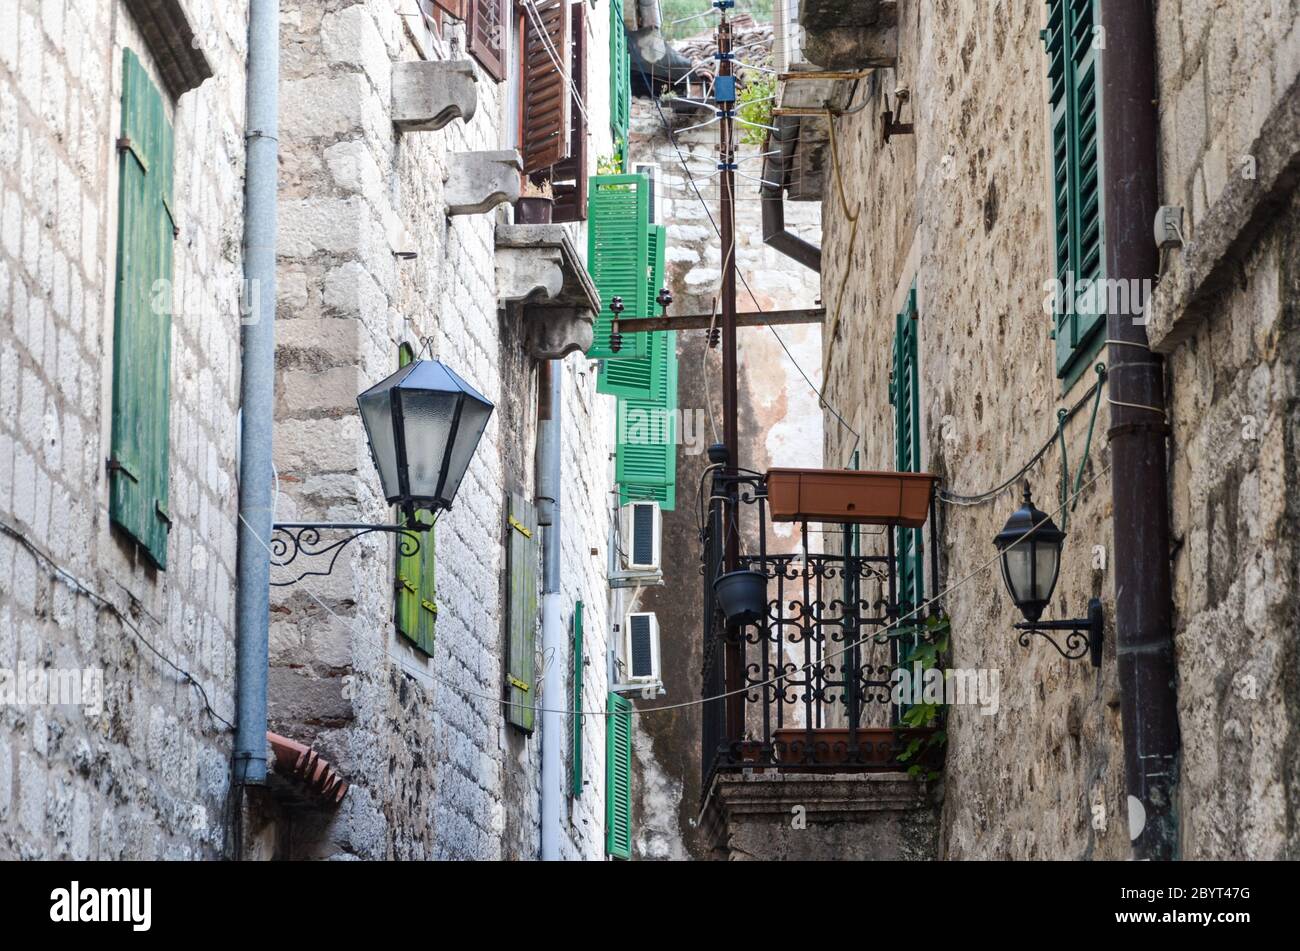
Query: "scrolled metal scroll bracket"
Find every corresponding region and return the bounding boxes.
[1014,598,1104,668]
[269,521,431,586]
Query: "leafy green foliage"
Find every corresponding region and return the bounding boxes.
[737,74,775,147]
[895,613,951,780]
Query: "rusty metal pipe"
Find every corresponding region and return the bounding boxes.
[1100,0,1180,860]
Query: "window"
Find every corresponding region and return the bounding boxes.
[890,287,923,619]
[535,0,588,222]
[109,50,175,569]
[468,0,508,80]
[605,691,632,859]
[505,491,540,732]
[394,344,438,656]
[1044,0,1104,385]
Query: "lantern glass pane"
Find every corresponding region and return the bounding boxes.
[399,389,457,499]
[440,395,493,505]
[1034,542,1061,603]
[1003,541,1034,606]
[358,389,400,500]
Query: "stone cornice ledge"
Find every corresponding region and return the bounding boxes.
[1147,71,1300,354]
[446,150,522,217]
[496,224,600,358]
[123,0,213,98]
[392,60,477,131]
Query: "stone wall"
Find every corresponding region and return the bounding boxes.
[260,0,618,861]
[0,0,248,858]
[814,0,1299,859]
[626,96,824,861]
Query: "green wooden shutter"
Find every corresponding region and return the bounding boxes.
[571,601,585,798]
[505,492,540,732]
[598,225,666,398]
[890,288,923,618]
[394,344,437,655]
[587,174,651,359]
[109,50,175,569]
[605,691,632,859]
[610,0,630,139]
[615,328,678,511]
[1044,0,1104,382]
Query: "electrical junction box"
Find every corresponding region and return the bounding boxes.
[713,75,736,103]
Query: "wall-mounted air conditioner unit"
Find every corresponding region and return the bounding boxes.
[625,612,661,684]
[621,500,662,572]
[773,0,805,74]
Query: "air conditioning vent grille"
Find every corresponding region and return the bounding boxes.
[632,503,656,566]
[629,614,654,679]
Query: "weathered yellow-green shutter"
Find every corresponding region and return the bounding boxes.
[571,601,585,798]
[505,492,540,732]
[605,691,633,859]
[394,344,437,655]
[109,49,175,568]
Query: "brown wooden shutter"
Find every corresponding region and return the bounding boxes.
[468,0,507,81]
[543,1,588,222]
[519,0,570,174]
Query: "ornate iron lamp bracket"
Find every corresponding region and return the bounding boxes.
[1014,598,1104,668]
[270,521,430,586]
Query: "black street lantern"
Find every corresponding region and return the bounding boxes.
[357,358,494,514]
[993,482,1064,623]
[268,359,493,586]
[994,482,1103,667]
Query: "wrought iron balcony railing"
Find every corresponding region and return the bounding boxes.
[699,463,943,795]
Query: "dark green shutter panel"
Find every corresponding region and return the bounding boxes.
[598,225,666,398]
[605,691,632,859]
[571,601,584,798]
[110,50,175,569]
[505,493,540,732]
[890,289,923,618]
[610,0,630,139]
[394,345,437,655]
[587,174,650,359]
[1044,0,1104,380]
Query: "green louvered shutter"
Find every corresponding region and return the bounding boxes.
[394,345,437,655]
[587,175,650,359]
[598,225,666,398]
[505,492,540,732]
[890,289,923,619]
[571,601,585,798]
[109,50,175,569]
[610,0,630,139]
[605,691,632,859]
[616,329,678,511]
[1044,0,1104,383]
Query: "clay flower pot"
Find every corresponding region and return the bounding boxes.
[765,468,939,526]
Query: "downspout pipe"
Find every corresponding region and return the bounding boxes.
[538,360,565,859]
[1100,0,1180,859]
[761,115,822,272]
[233,0,279,786]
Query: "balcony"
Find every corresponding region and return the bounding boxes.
[697,462,942,859]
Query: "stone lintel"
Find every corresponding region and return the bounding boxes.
[1147,72,1300,353]
[446,150,523,217]
[495,224,600,359]
[700,770,939,861]
[392,60,478,132]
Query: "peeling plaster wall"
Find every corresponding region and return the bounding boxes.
[0,0,248,858]
[625,98,824,861]
[817,0,1299,859]
[263,0,617,861]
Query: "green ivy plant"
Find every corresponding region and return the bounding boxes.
[895,612,951,781]
[737,74,776,147]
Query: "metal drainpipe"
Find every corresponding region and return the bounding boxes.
[537,360,564,859]
[761,116,822,272]
[233,0,279,787]
[1100,0,1180,859]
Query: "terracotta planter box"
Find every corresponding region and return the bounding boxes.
[772,726,937,768]
[766,468,938,527]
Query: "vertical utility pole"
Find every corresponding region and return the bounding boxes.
[715,6,745,738]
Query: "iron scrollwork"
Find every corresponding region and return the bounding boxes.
[1013,598,1105,668]
[270,522,429,586]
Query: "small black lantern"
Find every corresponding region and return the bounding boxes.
[357,359,494,515]
[994,482,1103,667]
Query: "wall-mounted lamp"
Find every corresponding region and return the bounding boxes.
[271,359,494,584]
[993,482,1103,667]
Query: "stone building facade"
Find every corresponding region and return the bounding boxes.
[624,69,825,857]
[776,0,1300,859]
[0,0,249,859]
